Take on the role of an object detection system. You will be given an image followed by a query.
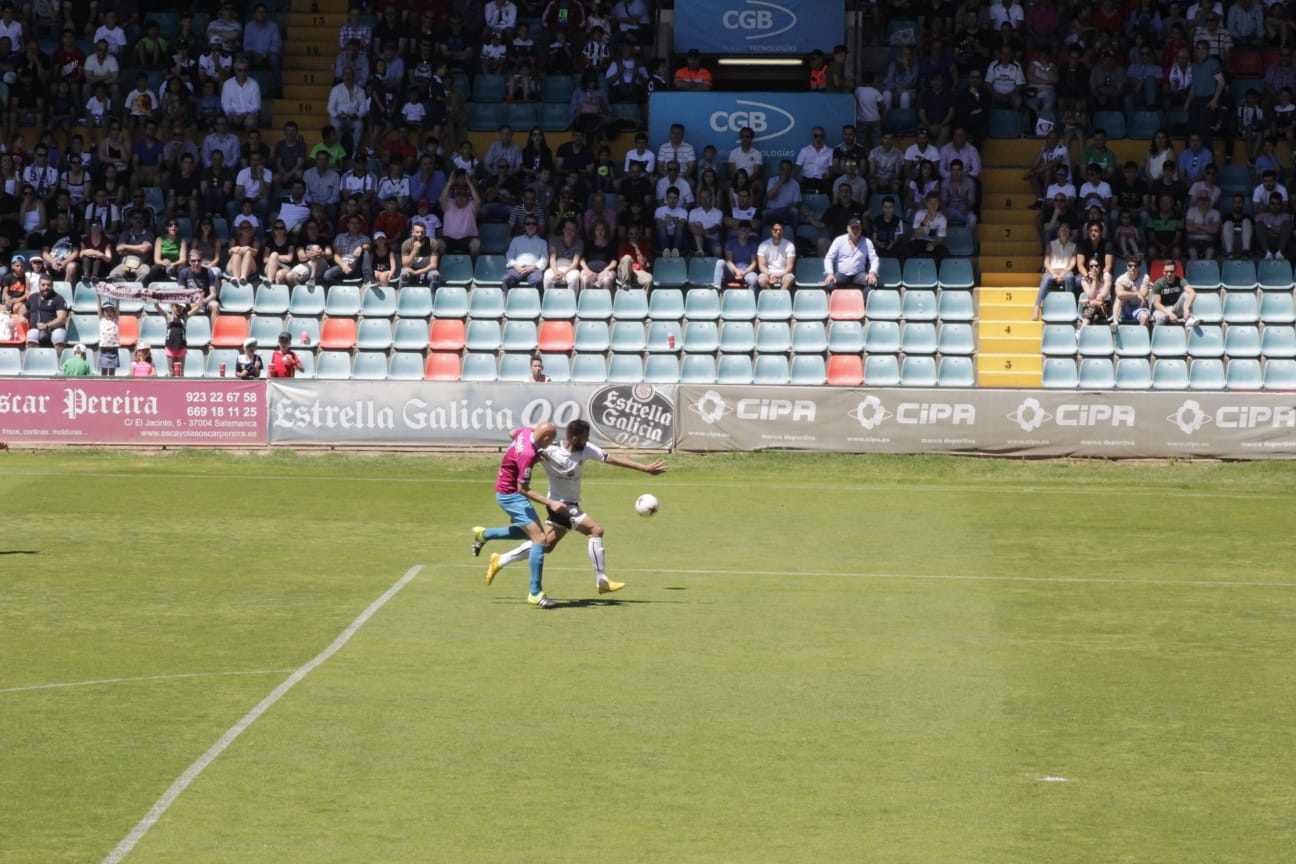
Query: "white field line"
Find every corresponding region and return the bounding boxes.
[445,561,1296,590]
[0,669,294,696]
[4,469,1295,501]
[99,564,424,864]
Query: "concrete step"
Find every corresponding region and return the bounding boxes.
[283,68,333,87]
[978,238,1041,257]
[981,138,1042,166]
[281,84,334,102]
[977,334,1043,354]
[981,207,1039,225]
[981,166,1035,190]
[287,11,347,28]
[979,271,1039,288]
[977,368,1044,387]
[978,286,1036,306]
[979,255,1034,275]
[979,301,1036,322]
[976,352,1043,374]
[979,192,1037,211]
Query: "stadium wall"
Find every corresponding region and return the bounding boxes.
[4,380,1296,458]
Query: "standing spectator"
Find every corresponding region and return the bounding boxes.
[274,122,308,187]
[243,3,282,96]
[268,331,304,378]
[796,127,833,195]
[439,171,482,257]
[852,71,885,151]
[1187,41,1225,147]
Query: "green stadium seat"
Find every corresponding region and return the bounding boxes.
[1127,110,1162,139]
[687,256,720,286]
[1077,358,1115,388]
[1258,258,1293,289]
[610,321,646,352]
[1218,165,1253,195]
[574,321,611,352]
[989,109,1023,138]
[884,107,918,135]
[827,354,864,385]
[646,321,683,352]
[863,319,900,353]
[21,346,59,375]
[578,288,614,320]
[1261,325,1296,357]
[1115,324,1151,356]
[900,355,937,386]
[468,102,503,131]
[643,354,680,383]
[1151,325,1188,356]
[613,289,649,320]
[497,353,532,381]
[608,352,644,382]
[937,322,974,355]
[1091,110,1126,138]
[432,285,468,318]
[1188,357,1226,389]
[878,256,902,289]
[1188,324,1225,357]
[938,258,975,290]
[1226,357,1263,389]
[828,320,864,353]
[1041,292,1078,322]
[247,315,283,346]
[220,280,255,314]
[315,350,352,379]
[501,320,538,351]
[461,352,499,381]
[1222,292,1260,324]
[718,321,755,352]
[388,352,425,380]
[680,353,717,383]
[753,354,790,384]
[789,354,826,384]
[1222,259,1258,290]
[352,352,389,380]
[539,353,571,382]
[1263,357,1296,388]
[397,285,435,318]
[479,222,510,255]
[540,102,571,132]
[1042,357,1078,388]
[1261,293,1296,323]
[66,314,99,347]
[70,281,99,313]
[864,354,900,385]
[682,320,719,353]
[0,346,20,375]
[902,258,938,290]
[1184,259,1221,290]
[944,229,975,258]
[440,254,475,286]
[325,284,362,317]
[184,315,212,348]
[1115,357,1152,389]
[717,353,754,384]
[756,290,793,321]
[794,257,827,289]
[682,287,720,321]
[1192,293,1223,324]
[792,289,829,321]
[1042,323,1076,356]
[571,353,608,382]
[791,321,827,353]
[653,257,688,287]
[900,322,937,354]
[473,255,508,287]
[937,355,975,386]
[1152,357,1189,388]
[465,319,502,351]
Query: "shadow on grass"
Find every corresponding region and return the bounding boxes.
[0,550,38,555]
[492,596,689,608]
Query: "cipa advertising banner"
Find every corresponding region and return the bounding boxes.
[0,378,266,445]
[676,386,1296,459]
[674,0,844,55]
[648,92,854,174]
[268,381,675,449]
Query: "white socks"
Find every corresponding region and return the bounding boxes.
[499,542,531,568]
[589,536,606,583]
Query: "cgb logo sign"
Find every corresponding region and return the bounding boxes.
[721,0,798,40]
[708,99,795,143]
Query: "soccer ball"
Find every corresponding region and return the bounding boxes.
[635,493,659,517]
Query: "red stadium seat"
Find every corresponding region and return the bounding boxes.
[116,314,139,348]
[429,318,466,351]
[829,289,866,320]
[826,354,864,385]
[320,317,358,349]
[210,314,250,348]
[537,320,574,352]
[424,351,461,381]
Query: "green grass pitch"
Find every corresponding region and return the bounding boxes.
[2,450,1295,863]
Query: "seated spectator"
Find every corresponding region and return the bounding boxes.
[687,188,723,257]
[762,160,802,231]
[544,219,584,291]
[605,40,649,103]
[908,194,948,262]
[656,124,697,179]
[674,49,713,92]
[324,214,370,285]
[1087,53,1125,111]
[25,273,67,348]
[1184,192,1220,260]
[654,161,694,207]
[917,74,955,147]
[221,62,262,132]
[41,210,79,285]
[867,131,904,197]
[328,66,368,159]
[570,72,610,137]
[822,216,879,296]
[883,44,920,109]
[1113,208,1142,260]
[712,220,758,290]
[1032,222,1079,321]
[503,216,549,291]
[400,221,440,286]
[1077,258,1112,326]
[615,222,654,289]
[579,218,618,292]
[1221,194,1255,259]
[243,4,282,95]
[1077,162,1113,217]
[1126,44,1162,112]
[1150,259,1197,326]
[94,9,128,57]
[1256,192,1291,259]
[907,159,941,216]
[1146,194,1185,261]
[1114,257,1153,326]
[136,20,170,71]
[207,2,244,54]
[756,220,796,292]
[986,45,1026,111]
[941,160,979,230]
[653,186,688,257]
[833,158,869,205]
[439,172,482,257]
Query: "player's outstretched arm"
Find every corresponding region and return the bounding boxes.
[607,455,668,475]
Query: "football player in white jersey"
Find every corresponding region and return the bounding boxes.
[486,419,666,595]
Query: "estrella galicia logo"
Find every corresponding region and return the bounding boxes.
[721,0,799,41]
[589,384,673,446]
[1169,399,1211,436]
[708,99,796,144]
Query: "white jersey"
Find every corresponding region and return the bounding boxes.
[541,441,608,503]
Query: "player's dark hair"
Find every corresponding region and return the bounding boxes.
[566,419,591,438]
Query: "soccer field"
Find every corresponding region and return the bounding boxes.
[2,450,1295,864]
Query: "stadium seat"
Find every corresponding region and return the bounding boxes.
[1188,325,1225,357]
[1188,357,1226,389]
[938,259,975,290]
[504,286,542,320]
[608,353,644,382]
[827,320,865,353]
[540,353,571,382]
[116,315,140,347]
[220,280,254,314]
[184,316,212,348]
[248,315,284,347]
[900,322,937,354]
[989,108,1023,138]
[826,354,864,385]
[571,353,609,382]
[351,352,389,380]
[680,353,718,383]
[864,354,900,385]
[687,256,720,287]
[1077,358,1115,388]
[66,314,99,347]
[792,289,829,322]
[1222,259,1259,290]
[21,347,59,375]
[936,322,975,355]
[497,353,532,381]
[320,318,358,350]
[1264,358,1296,388]
[716,353,754,384]
[1041,292,1078,322]
[648,288,685,320]
[324,285,363,317]
[679,319,720,352]
[457,352,495,382]
[1127,110,1162,139]
[752,292,793,325]
[1115,324,1151,356]
[360,285,398,318]
[501,319,539,351]
[315,350,352,379]
[538,320,575,352]
[753,354,790,384]
[937,355,975,387]
[467,101,503,130]
[473,256,508,287]
[938,291,975,322]
[864,289,901,320]
[684,287,722,321]
[210,315,249,348]
[901,289,938,321]
[878,257,902,289]
[468,286,507,319]
[791,321,827,353]
[1226,357,1263,389]
[388,352,425,380]
[863,320,901,353]
[138,314,168,347]
[718,321,755,353]
[1042,357,1078,388]
[1218,165,1253,196]
[944,229,975,258]
[613,289,650,320]
[288,283,326,316]
[1261,293,1296,324]
[653,257,688,288]
[1042,324,1077,356]
[1258,258,1294,290]
[505,103,539,129]
[397,285,435,318]
[794,257,827,289]
[539,102,571,132]
[643,321,681,353]
[1077,325,1115,356]
[720,289,756,321]
[253,283,290,315]
[428,318,466,351]
[883,107,917,134]
[643,354,680,383]
[828,289,866,321]
[541,288,579,320]
[1115,357,1152,389]
[440,254,475,286]
[1261,325,1296,358]
[755,321,791,353]
[1224,324,1261,357]
[210,348,244,377]
[1091,110,1126,138]
[899,355,937,386]
[1192,292,1223,324]
[465,320,503,351]
[1184,259,1221,291]
[1150,325,1188,356]
[479,222,510,255]
[0,347,22,375]
[791,353,827,384]
[610,321,646,352]
[431,285,468,318]
[1152,357,1189,388]
[1222,292,1260,324]
[578,288,614,320]
[901,258,938,290]
[389,319,427,352]
[574,320,611,352]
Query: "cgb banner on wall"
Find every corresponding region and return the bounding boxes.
[674,0,844,55]
[648,92,854,178]
[0,378,266,445]
[267,381,675,449]
[676,386,1296,459]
